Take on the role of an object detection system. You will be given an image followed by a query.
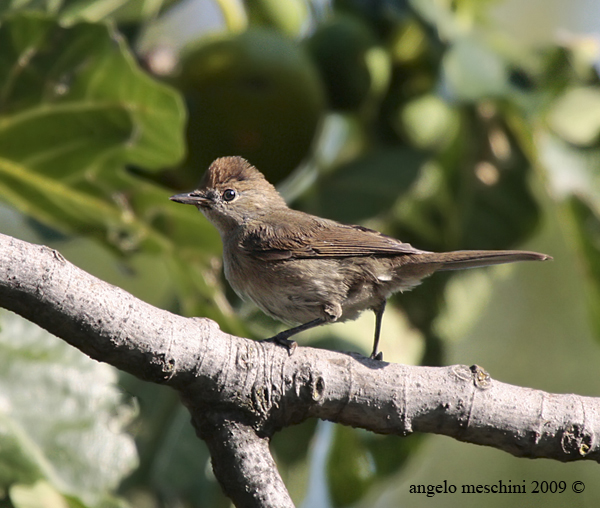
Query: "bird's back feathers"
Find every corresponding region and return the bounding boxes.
[240,213,426,261]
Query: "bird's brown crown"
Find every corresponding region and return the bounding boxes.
[200,156,270,190]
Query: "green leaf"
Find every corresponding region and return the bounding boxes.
[0,105,133,179]
[327,426,375,507]
[1,0,168,24]
[394,111,540,252]
[10,481,72,508]
[442,38,509,101]
[0,12,242,346]
[0,310,137,506]
[213,0,247,32]
[271,420,318,466]
[310,146,425,223]
[461,159,540,250]
[0,12,185,174]
[119,376,229,508]
[362,433,422,477]
[305,15,378,111]
[59,0,131,24]
[535,132,600,343]
[0,1,59,17]
[548,86,600,146]
[0,12,187,253]
[0,157,170,253]
[538,130,600,215]
[400,94,460,150]
[244,0,308,37]
[569,196,600,341]
[60,0,166,24]
[326,425,423,507]
[177,28,324,185]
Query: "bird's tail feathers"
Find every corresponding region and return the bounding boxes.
[413,250,551,272]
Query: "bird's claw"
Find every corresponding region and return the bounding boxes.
[369,351,383,361]
[262,335,297,355]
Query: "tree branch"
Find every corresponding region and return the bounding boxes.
[190,415,294,508]
[0,233,598,507]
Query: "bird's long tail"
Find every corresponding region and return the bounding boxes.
[415,250,551,271]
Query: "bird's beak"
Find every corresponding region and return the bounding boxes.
[170,191,212,208]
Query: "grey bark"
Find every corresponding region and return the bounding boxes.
[0,232,598,507]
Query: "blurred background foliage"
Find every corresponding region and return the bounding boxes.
[1,0,600,507]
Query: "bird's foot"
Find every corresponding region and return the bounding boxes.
[262,334,298,355]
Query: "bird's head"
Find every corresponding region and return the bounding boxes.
[170,156,287,233]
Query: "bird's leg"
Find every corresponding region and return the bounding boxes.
[370,300,387,361]
[263,318,326,355]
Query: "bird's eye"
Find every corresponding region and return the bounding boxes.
[222,189,237,202]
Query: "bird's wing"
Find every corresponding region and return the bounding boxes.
[241,215,427,261]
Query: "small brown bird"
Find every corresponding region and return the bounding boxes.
[171,156,551,359]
